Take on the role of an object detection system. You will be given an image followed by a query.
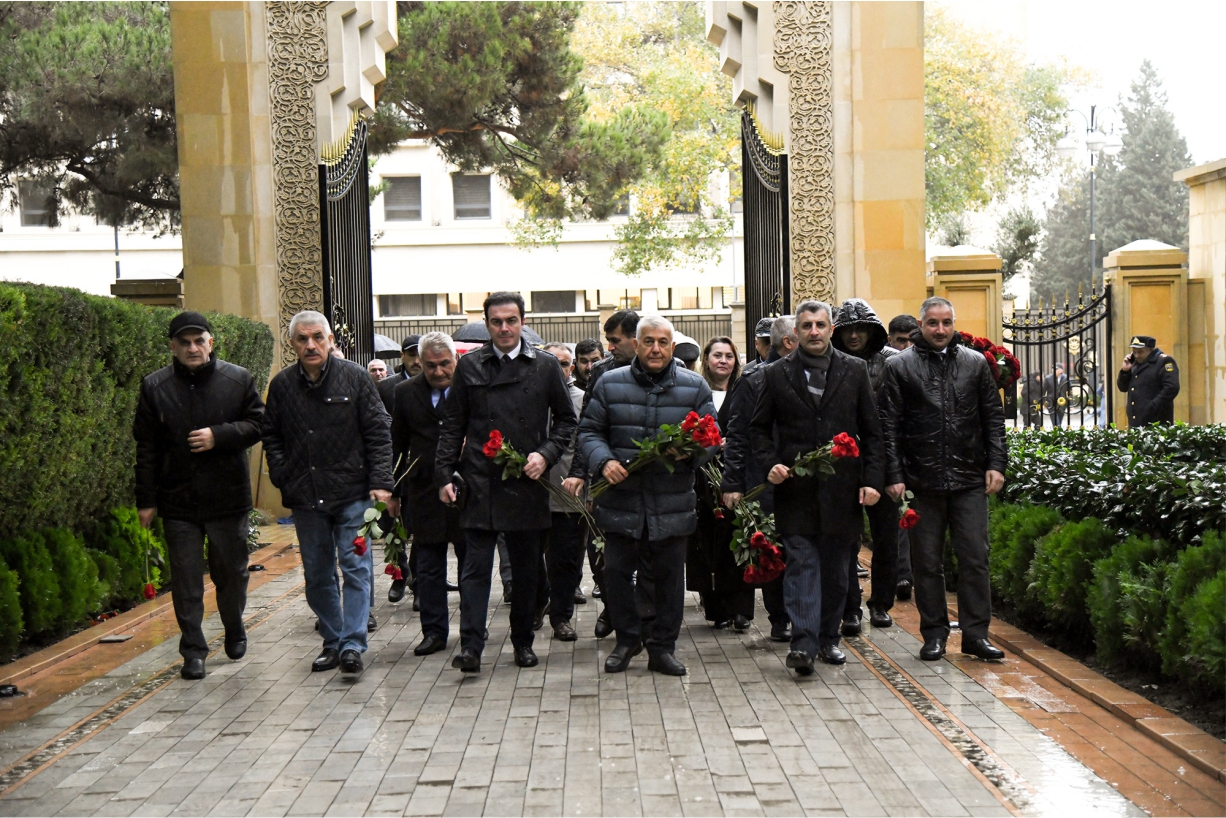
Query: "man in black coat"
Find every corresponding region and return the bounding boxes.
[577,316,717,677]
[435,292,577,673]
[262,310,394,678]
[391,332,466,656]
[378,335,420,604]
[879,297,1007,663]
[134,311,265,680]
[751,300,884,674]
[721,315,796,642]
[1118,335,1180,427]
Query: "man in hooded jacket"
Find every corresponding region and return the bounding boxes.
[831,299,904,636]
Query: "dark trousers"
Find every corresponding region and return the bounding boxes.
[844,497,903,618]
[461,528,541,653]
[781,533,848,655]
[163,514,250,660]
[604,533,683,655]
[416,536,466,641]
[544,513,587,626]
[761,575,789,627]
[897,526,913,583]
[910,489,992,642]
[586,534,605,590]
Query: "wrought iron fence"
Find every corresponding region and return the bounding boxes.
[319,120,375,365]
[1003,283,1113,429]
[740,108,789,357]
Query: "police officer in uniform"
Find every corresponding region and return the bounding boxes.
[1117,335,1180,427]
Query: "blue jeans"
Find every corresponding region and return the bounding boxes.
[294,500,371,655]
[782,533,849,656]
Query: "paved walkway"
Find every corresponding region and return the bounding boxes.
[0,527,1219,817]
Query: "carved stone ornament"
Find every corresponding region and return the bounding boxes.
[266,1,329,366]
[774,1,835,304]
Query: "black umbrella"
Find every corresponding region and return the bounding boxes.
[373,333,402,359]
[451,321,545,346]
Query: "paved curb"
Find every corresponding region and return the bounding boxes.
[984,615,1226,784]
[0,540,295,689]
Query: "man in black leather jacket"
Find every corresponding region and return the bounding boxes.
[134,311,265,681]
[879,297,1007,662]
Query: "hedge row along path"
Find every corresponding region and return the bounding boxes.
[0,531,1218,817]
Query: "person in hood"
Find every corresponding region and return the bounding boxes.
[831,299,906,636]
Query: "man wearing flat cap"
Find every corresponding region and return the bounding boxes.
[753,317,775,362]
[1118,335,1180,427]
[134,311,265,680]
[378,334,422,415]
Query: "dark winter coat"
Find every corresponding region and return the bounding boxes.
[577,358,718,541]
[434,343,577,532]
[391,374,460,545]
[720,353,778,513]
[568,354,630,481]
[687,379,743,597]
[878,331,1008,493]
[1117,348,1180,427]
[750,348,884,540]
[832,298,899,394]
[134,355,265,522]
[261,358,394,512]
[377,369,411,415]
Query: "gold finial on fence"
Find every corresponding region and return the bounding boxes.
[745,102,786,155]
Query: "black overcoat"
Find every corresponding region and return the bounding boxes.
[749,348,885,540]
[1117,348,1180,427]
[434,343,577,532]
[391,374,462,545]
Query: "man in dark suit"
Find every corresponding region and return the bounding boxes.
[390,332,466,656]
[750,300,884,675]
[377,334,419,602]
[435,292,577,673]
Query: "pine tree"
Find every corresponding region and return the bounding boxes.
[1032,168,1092,300]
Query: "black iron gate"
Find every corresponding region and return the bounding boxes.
[1003,282,1113,429]
[319,120,375,365]
[741,108,789,357]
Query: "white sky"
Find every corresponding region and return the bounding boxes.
[940,0,1226,166]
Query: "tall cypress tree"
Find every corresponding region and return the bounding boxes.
[1032,168,1092,301]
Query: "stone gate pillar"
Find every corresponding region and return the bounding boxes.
[925,246,1003,343]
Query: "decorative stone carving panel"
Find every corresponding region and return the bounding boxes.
[266,1,329,366]
[774,1,835,304]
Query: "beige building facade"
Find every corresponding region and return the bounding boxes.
[1175,159,1226,425]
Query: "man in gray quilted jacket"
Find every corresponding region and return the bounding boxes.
[576,316,717,677]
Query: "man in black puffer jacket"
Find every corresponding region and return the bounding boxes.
[135,311,265,681]
[577,316,717,677]
[831,298,903,637]
[262,311,394,678]
[879,297,1007,663]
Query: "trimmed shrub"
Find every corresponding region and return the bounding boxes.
[88,549,122,608]
[1088,535,1176,668]
[40,528,103,629]
[1182,572,1225,695]
[1026,518,1119,641]
[988,503,1062,617]
[0,533,60,636]
[0,558,21,659]
[1160,531,1225,684]
[84,508,168,606]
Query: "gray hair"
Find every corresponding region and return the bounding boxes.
[795,300,832,323]
[417,331,455,359]
[919,296,955,320]
[770,315,796,350]
[542,342,570,357]
[636,315,675,341]
[288,310,331,339]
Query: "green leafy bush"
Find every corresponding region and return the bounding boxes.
[1088,535,1176,668]
[1160,531,1225,687]
[84,508,168,606]
[40,528,103,629]
[0,558,21,659]
[1026,518,1119,641]
[1181,572,1225,695]
[88,549,122,607]
[0,533,60,636]
[988,503,1062,618]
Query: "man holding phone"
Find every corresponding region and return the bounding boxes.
[1118,335,1180,427]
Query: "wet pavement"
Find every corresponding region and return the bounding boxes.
[0,527,1219,816]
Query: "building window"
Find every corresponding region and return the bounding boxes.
[599,289,641,311]
[446,292,464,315]
[530,291,577,313]
[664,287,713,310]
[378,294,437,317]
[19,181,54,227]
[384,177,422,221]
[452,174,492,219]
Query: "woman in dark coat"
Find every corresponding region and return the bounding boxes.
[687,338,754,630]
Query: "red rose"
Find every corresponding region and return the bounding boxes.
[353,536,368,556]
[483,430,503,459]
[831,432,859,459]
[391,567,403,581]
[714,509,725,520]
[743,565,760,583]
[681,412,700,433]
[750,531,768,549]
[900,508,920,529]
[384,564,396,576]
[959,331,974,344]
[143,583,156,600]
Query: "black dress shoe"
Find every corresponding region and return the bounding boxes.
[919,637,946,661]
[340,649,363,675]
[896,580,912,601]
[388,579,407,603]
[769,623,792,643]
[414,636,447,656]
[856,565,870,578]
[733,615,751,632]
[962,638,1005,661]
[446,582,460,593]
[591,584,602,600]
[818,645,846,665]
[452,648,481,673]
[514,647,539,668]
[574,587,587,604]
[604,642,642,673]
[841,614,862,637]
[224,639,247,660]
[312,648,340,672]
[181,658,205,680]
[314,619,321,631]
[594,608,613,638]
[785,650,814,676]
[412,595,420,612]
[532,601,549,631]
[367,613,378,633]
[553,621,578,641]
[867,607,893,629]
[647,653,687,676]
[712,619,732,630]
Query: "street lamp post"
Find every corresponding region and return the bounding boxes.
[1056,106,1123,279]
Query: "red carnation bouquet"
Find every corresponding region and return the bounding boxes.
[589,411,723,499]
[481,430,594,522]
[958,332,1021,391]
